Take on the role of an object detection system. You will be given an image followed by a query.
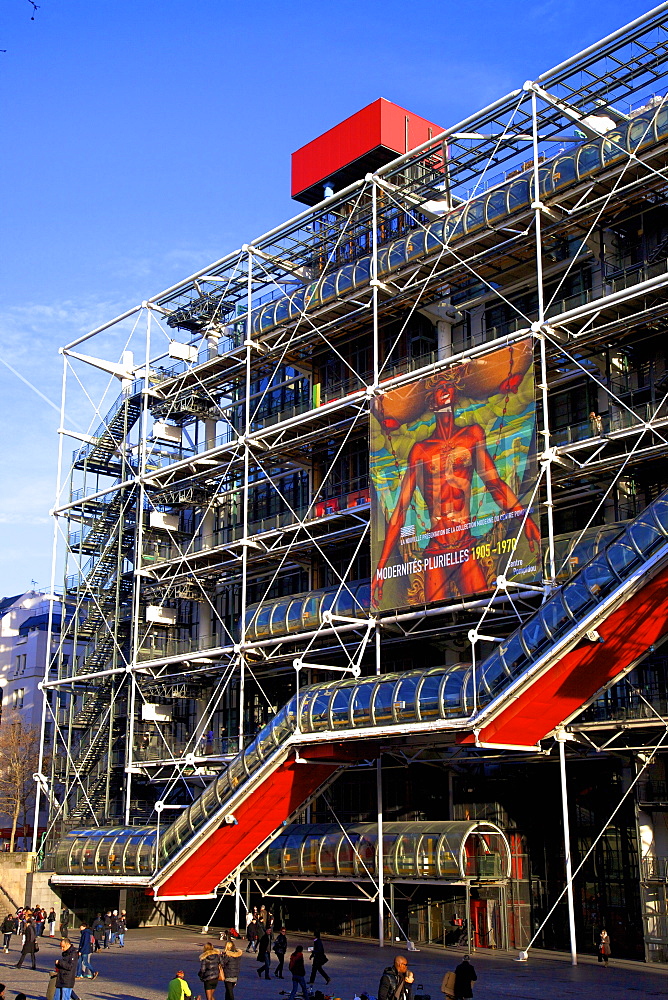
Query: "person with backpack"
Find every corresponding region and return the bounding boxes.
[273,927,288,978]
[309,931,330,985]
[287,946,308,1000]
[378,955,414,1000]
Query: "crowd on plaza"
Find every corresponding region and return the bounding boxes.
[0,898,481,1000]
[0,905,128,999]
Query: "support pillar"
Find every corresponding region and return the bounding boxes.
[557,732,578,965]
[377,756,384,947]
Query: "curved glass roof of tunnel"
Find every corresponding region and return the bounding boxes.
[52,490,668,879]
[244,820,511,882]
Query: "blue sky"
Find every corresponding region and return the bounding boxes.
[0,0,655,595]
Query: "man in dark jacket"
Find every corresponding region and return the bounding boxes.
[453,957,477,1000]
[273,928,288,978]
[309,931,330,985]
[55,937,77,1000]
[14,918,37,970]
[256,931,271,979]
[378,955,414,1000]
[77,924,97,979]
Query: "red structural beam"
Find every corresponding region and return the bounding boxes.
[463,565,668,749]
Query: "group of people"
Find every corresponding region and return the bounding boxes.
[1,906,60,959]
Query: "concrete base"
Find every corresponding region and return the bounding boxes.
[0,853,38,910]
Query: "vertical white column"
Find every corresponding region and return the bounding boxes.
[238,249,254,752]
[371,179,380,387]
[529,88,556,586]
[126,306,151,824]
[234,871,241,932]
[557,732,578,966]
[375,624,384,946]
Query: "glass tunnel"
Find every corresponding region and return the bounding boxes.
[52,489,668,879]
[247,106,668,342]
[243,522,630,643]
[244,821,510,882]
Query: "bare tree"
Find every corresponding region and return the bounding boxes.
[0,713,41,851]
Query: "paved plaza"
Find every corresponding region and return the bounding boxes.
[0,927,667,1000]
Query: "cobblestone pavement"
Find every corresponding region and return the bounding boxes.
[0,927,667,1000]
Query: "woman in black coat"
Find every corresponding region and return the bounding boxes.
[222,939,243,1000]
[15,918,37,970]
[453,957,477,1000]
[198,943,223,1000]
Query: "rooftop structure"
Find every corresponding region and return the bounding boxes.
[39,3,668,963]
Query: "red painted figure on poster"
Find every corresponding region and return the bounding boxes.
[372,382,540,604]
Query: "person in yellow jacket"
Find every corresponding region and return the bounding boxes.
[167,970,199,1000]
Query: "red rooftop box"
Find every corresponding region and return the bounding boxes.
[291,98,444,206]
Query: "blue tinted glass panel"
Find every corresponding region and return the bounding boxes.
[539,593,571,638]
[336,265,355,295]
[270,600,290,637]
[320,273,338,303]
[627,519,664,555]
[464,200,485,232]
[650,498,668,533]
[577,143,602,175]
[333,588,354,617]
[562,578,593,616]
[629,117,653,150]
[442,667,466,713]
[353,258,372,286]
[499,634,527,677]
[656,107,668,137]
[352,682,373,726]
[394,675,418,722]
[418,670,443,719]
[289,288,306,317]
[331,683,355,728]
[406,230,426,259]
[479,652,507,697]
[583,555,617,598]
[602,131,625,165]
[606,540,640,577]
[309,689,332,731]
[538,166,554,197]
[274,297,291,325]
[389,240,407,270]
[552,156,577,188]
[486,190,506,224]
[372,681,393,725]
[507,179,530,213]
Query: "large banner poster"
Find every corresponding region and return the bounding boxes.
[370,339,541,612]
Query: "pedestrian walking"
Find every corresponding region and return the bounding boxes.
[34,907,44,938]
[598,929,611,966]
[92,914,104,952]
[273,927,287,978]
[287,946,308,1000]
[2,915,13,953]
[378,955,414,1000]
[221,937,243,1000]
[245,918,258,953]
[117,910,127,947]
[76,924,97,979]
[452,957,476,1000]
[54,937,77,1000]
[47,909,57,937]
[14,918,37,970]
[167,970,194,1000]
[308,931,330,985]
[59,909,70,939]
[103,912,112,949]
[256,931,271,979]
